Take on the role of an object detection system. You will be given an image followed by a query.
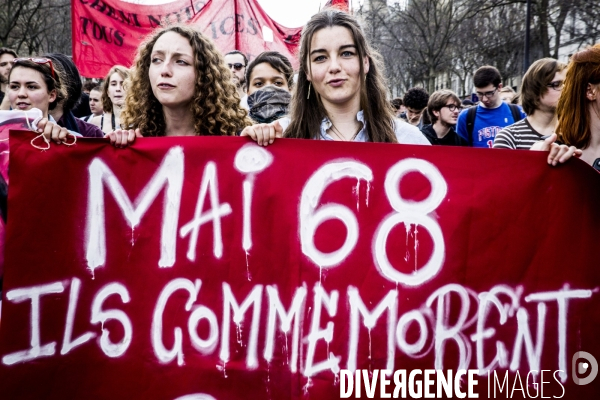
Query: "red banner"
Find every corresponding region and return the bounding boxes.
[1,132,600,399]
[325,0,350,11]
[0,111,45,279]
[71,0,303,78]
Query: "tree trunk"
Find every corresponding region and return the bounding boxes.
[537,0,551,57]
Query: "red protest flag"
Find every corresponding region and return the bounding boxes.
[71,0,302,78]
[324,0,350,12]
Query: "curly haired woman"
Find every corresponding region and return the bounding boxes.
[107,25,251,146]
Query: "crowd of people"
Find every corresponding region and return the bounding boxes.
[0,8,598,174]
[1,9,594,168]
[388,53,600,168]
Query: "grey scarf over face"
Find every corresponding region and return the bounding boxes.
[247,86,292,124]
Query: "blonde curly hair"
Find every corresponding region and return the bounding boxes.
[121,25,251,136]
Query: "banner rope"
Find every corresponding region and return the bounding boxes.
[24,110,78,150]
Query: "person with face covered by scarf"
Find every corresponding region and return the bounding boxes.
[245,51,293,124]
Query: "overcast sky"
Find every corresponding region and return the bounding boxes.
[256,0,332,28]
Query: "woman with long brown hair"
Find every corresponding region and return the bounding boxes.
[242,9,429,146]
[107,25,251,146]
[553,44,600,167]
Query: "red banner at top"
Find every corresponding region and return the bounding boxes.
[1,130,600,398]
[325,0,350,11]
[71,0,303,78]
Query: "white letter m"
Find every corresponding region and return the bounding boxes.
[85,146,184,273]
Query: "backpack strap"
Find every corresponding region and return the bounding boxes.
[466,105,477,146]
[508,104,523,123]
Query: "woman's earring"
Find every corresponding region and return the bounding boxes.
[307,82,311,100]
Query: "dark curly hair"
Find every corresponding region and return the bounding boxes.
[402,87,429,111]
[121,25,251,136]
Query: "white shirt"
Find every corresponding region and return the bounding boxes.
[277,111,430,145]
[240,94,249,110]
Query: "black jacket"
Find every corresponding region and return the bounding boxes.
[421,124,468,146]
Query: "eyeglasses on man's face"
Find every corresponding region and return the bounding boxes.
[546,80,564,91]
[12,57,55,79]
[475,88,498,99]
[227,63,245,71]
[441,104,462,112]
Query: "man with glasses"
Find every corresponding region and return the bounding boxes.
[224,50,248,107]
[0,48,18,108]
[494,58,567,150]
[421,89,468,146]
[456,66,526,147]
